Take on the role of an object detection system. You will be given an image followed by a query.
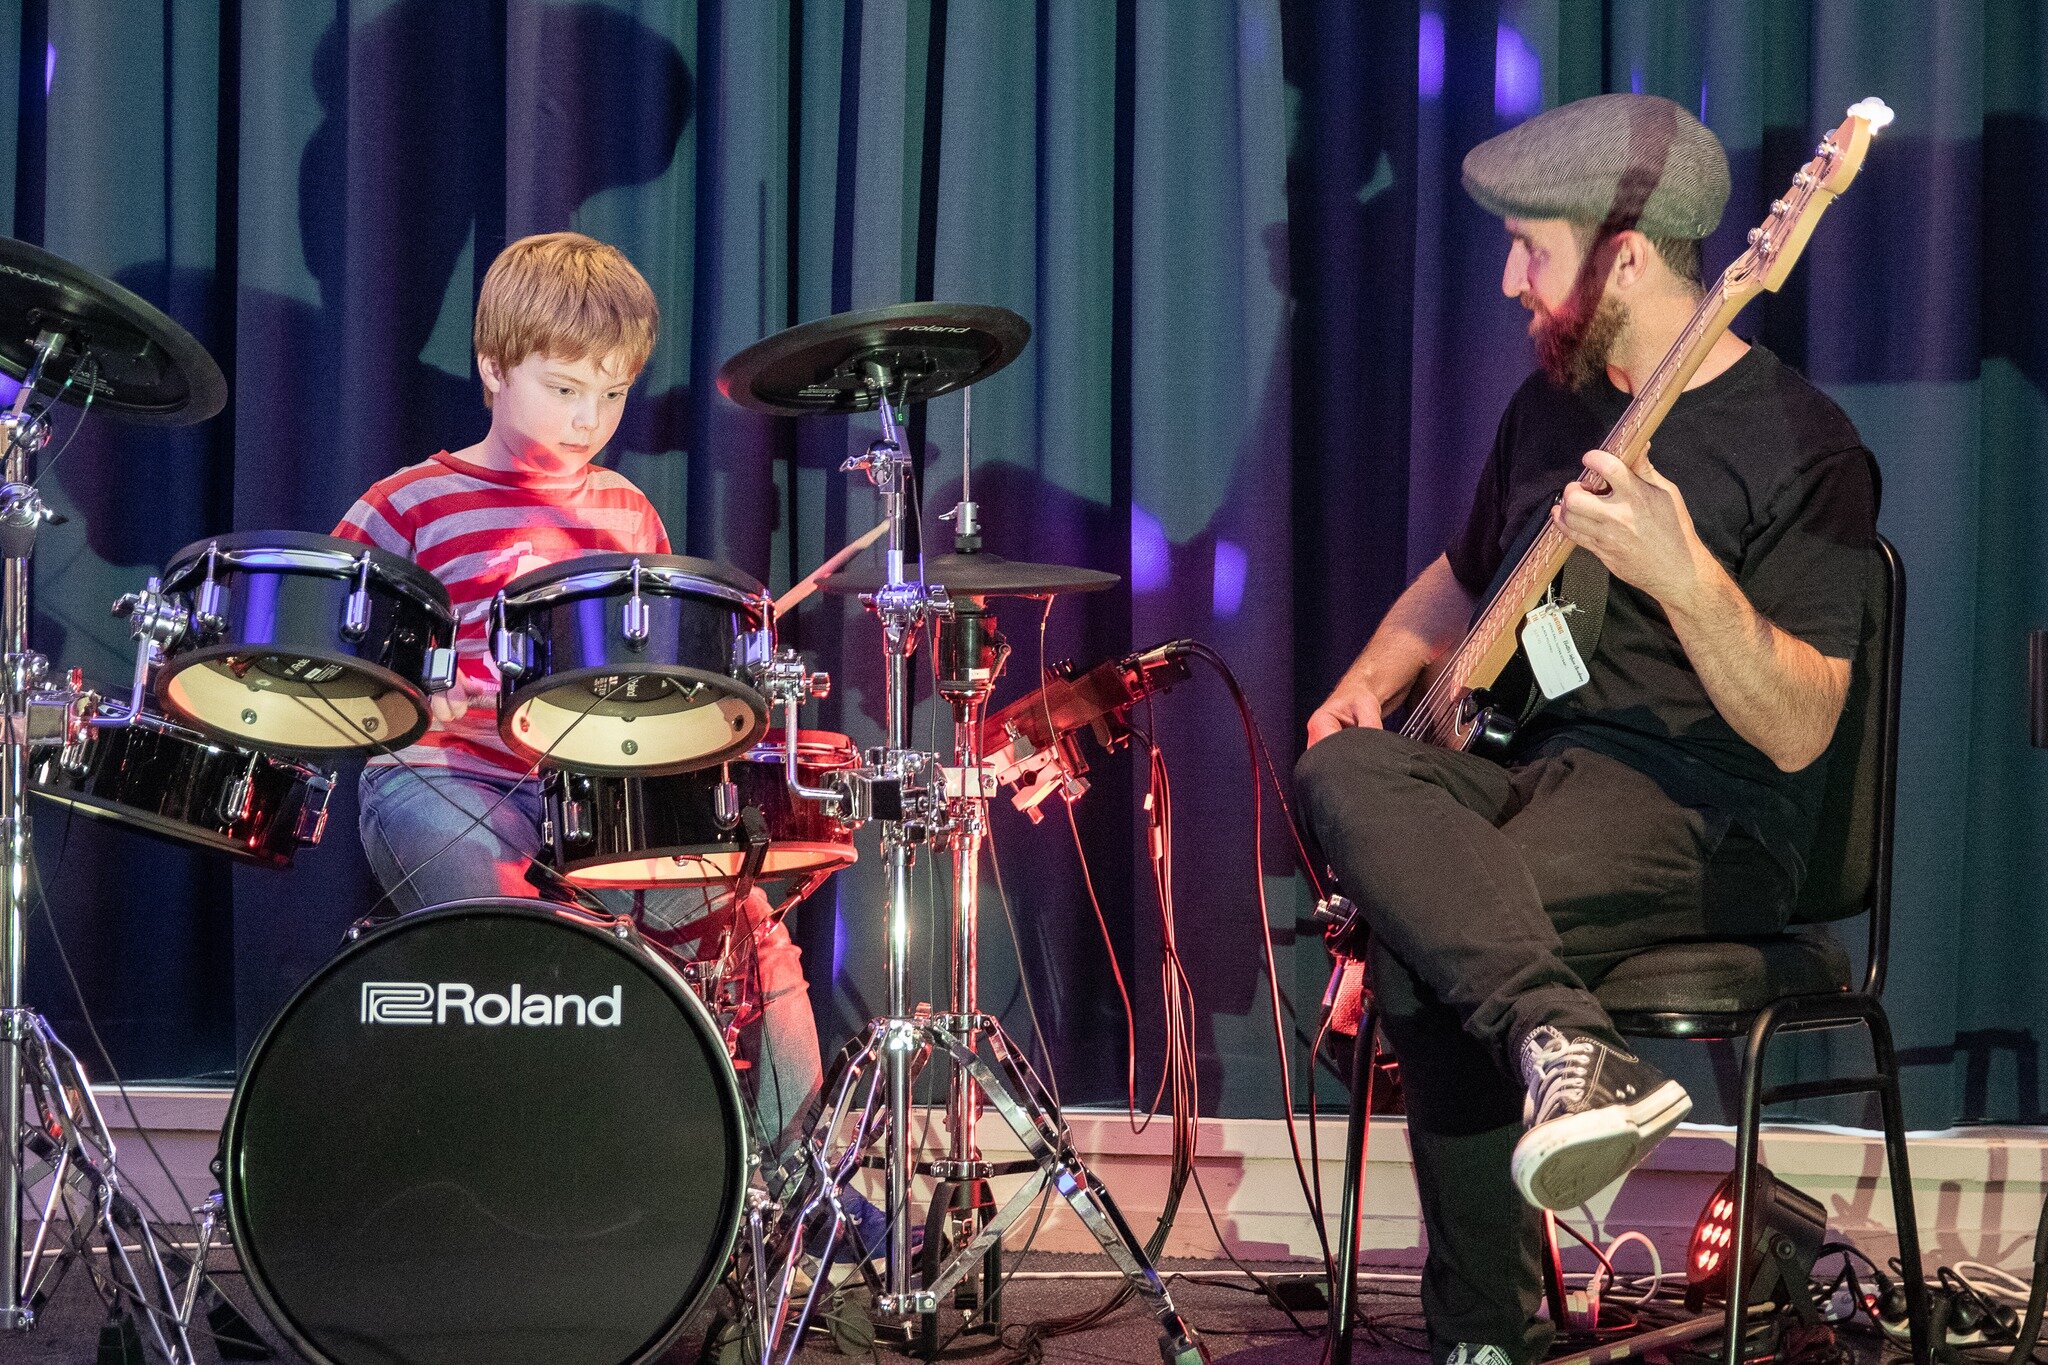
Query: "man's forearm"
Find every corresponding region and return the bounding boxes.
[1334,556,1474,712]
[1661,558,1848,773]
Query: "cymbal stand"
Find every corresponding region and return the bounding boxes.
[0,333,199,1362]
[739,376,1205,1364]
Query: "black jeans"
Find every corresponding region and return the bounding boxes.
[1293,726,1790,1362]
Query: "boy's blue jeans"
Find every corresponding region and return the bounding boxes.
[357,761,824,1156]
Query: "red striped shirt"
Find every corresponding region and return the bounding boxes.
[333,449,670,777]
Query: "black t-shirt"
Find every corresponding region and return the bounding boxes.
[1444,344,1878,888]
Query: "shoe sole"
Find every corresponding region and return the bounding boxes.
[1511,1079,1691,1211]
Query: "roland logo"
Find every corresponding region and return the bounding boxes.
[360,981,622,1028]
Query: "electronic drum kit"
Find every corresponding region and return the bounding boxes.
[0,239,1207,1365]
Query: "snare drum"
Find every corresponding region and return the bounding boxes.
[221,899,747,1365]
[541,730,859,888]
[30,697,333,868]
[154,530,456,753]
[493,553,771,775]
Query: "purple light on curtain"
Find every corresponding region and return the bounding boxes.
[45,44,54,95]
[1630,67,1644,95]
[831,899,848,982]
[1418,12,1445,100]
[1494,24,1540,118]
[1212,540,1248,617]
[1699,81,1709,122]
[1131,505,1170,593]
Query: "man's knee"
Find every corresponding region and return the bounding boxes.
[1292,725,1411,816]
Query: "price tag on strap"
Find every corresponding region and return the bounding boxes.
[1521,601,1590,701]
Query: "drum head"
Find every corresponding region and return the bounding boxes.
[222,900,747,1365]
[561,841,856,889]
[501,669,766,775]
[159,649,431,752]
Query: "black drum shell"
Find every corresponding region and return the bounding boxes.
[220,899,747,1365]
[544,731,859,887]
[157,530,455,753]
[29,707,330,868]
[496,553,770,776]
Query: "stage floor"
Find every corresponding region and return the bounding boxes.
[9,1248,1395,1363]
[8,1245,1915,1364]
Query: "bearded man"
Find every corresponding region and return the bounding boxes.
[1294,93,1877,1364]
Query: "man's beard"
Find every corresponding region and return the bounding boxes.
[1529,294,1628,392]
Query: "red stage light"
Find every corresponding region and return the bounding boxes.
[1685,1165,1828,1317]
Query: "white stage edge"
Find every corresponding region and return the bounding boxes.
[102,1087,2046,1274]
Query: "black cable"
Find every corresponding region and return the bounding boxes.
[1175,639,1334,1274]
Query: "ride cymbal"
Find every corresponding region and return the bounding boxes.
[0,236,225,424]
[820,550,1118,600]
[717,302,1029,416]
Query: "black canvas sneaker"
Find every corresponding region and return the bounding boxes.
[1510,1025,1691,1210]
[1445,1345,1517,1365]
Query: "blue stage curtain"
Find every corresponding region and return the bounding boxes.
[1,0,2042,1129]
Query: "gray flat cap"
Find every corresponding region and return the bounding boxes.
[1463,93,1730,239]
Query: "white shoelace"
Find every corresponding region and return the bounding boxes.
[1523,1025,1597,1125]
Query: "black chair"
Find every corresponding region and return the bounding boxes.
[1328,536,1931,1365]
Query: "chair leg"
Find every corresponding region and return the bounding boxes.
[1328,1005,1379,1365]
[1721,1002,1780,1365]
[1863,1003,1933,1365]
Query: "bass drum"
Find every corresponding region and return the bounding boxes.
[221,899,748,1365]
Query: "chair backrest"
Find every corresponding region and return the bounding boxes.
[1787,536,1904,994]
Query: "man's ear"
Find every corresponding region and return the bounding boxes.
[1605,230,1652,293]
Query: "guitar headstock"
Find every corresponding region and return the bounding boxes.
[1723,96,1892,298]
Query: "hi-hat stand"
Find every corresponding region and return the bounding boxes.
[0,334,200,1363]
[718,308,1204,1363]
[0,237,229,1363]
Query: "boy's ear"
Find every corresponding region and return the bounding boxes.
[478,355,503,394]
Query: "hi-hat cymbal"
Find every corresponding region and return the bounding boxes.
[717,302,1029,416]
[0,236,226,425]
[821,550,1119,600]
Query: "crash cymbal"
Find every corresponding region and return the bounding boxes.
[717,302,1029,416]
[820,550,1119,599]
[0,236,226,424]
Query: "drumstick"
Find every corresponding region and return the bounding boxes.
[773,520,891,619]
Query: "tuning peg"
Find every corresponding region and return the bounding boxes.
[1847,96,1895,132]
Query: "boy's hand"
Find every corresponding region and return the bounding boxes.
[429,673,479,724]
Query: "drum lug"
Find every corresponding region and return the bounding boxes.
[490,595,531,680]
[340,554,374,642]
[220,772,254,826]
[194,543,226,636]
[621,558,651,647]
[738,621,775,675]
[712,773,740,830]
[297,772,334,846]
[560,798,591,844]
[424,647,458,694]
